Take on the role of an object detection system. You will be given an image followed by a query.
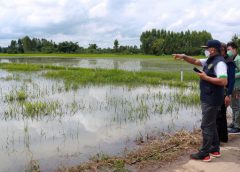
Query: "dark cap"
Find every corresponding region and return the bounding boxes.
[201,40,221,50]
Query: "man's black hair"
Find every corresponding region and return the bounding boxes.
[227,41,238,49]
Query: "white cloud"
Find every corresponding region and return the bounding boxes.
[0,0,240,47]
[89,0,108,18]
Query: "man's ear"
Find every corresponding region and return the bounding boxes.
[234,49,237,54]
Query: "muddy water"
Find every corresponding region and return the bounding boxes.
[0,70,201,172]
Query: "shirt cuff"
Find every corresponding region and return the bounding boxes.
[218,75,227,78]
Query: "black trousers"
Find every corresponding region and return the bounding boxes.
[200,102,220,154]
[216,100,228,142]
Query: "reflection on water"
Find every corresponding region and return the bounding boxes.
[0,70,201,172]
[0,57,191,71]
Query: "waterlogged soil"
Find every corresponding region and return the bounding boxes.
[0,69,201,172]
[0,57,191,72]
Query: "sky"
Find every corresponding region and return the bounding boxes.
[0,0,240,48]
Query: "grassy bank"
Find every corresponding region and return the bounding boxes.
[56,130,201,172]
[0,63,199,88]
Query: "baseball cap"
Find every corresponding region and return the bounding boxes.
[201,40,221,50]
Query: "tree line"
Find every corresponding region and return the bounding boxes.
[140,29,213,55]
[0,36,140,54]
[0,30,239,55]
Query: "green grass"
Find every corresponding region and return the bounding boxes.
[44,68,199,88]
[16,90,28,101]
[0,63,65,71]
[0,63,199,88]
[23,101,61,117]
[5,89,28,102]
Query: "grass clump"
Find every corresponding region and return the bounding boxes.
[44,68,199,88]
[172,90,200,106]
[5,89,28,102]
[0,63,199,88]
[57,130,201,172]
[0,63,65,71]
[16,89,28,101]
[23,101,61,117]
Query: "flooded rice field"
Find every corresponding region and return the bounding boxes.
[0,61,201,171]
[0,57,191,72]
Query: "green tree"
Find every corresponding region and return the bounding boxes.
[140,29,212,55]
[17,39,24,53]
[22,36,33,53]
[152,38,165,55]
[113,39,119,52]
[7,40,18,53]
[87,44,98,53]
[231,34,240,52]
[58,41,79,53]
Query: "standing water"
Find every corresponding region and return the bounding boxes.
[0,57,192,72]
[0,65,201,171]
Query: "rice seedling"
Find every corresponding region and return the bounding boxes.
[4,105,19,119]
[1,73,21,81]
[23,100,61,118]
[5,89,28,102]
[16,89,28,101]
[172,90,200,106]
[0,63,199,88]
[5,91,15,102]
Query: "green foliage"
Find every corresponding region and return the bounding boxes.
[24,102,48,116]
[58,41,79,53]
[16,90,28,101]
[0,31,239,55]
[231,34,240,52]
[44,67,199,88]
[140,29,212,55]
[0,63,65,71]
[172,90,200,105]
[7,40,18,53]
[114,39,119,52]
[5,89,28,102]
[0,62,199,87]
[23,101,60,117]
[5,91,15,102]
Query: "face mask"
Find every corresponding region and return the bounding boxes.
[204,50,210,57]
[227,50,234,57]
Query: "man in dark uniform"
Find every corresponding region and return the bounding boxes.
[173,40,228,162]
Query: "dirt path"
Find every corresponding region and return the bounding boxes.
[155,135,240,172]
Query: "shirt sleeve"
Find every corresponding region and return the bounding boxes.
[214,61,228,78]
[227,63,235,96]
[200,59,207,66]
[234,56,240,78]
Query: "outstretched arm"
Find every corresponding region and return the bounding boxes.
[172,54,202,66]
